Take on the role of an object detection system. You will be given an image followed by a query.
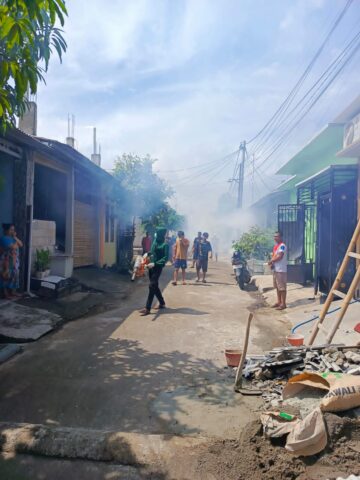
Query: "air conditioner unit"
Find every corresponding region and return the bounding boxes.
[343,112,360,149]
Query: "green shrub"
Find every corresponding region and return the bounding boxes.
[35,248,51,272]
[232,226,273,260]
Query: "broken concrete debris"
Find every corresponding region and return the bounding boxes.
[244,345,360,383]
[242,345,360,410]
[238,345,360,457]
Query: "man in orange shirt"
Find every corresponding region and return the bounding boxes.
[172,230,190,285]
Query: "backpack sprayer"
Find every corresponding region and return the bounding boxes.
[131,253,154,281]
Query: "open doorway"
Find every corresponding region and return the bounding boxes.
[33,163,67,251]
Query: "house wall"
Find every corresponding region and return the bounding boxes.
[31,219,56,273]
[0,153,14,227]
[33,152,74,277]
[0,136,36,291]
[134,217,143,248]
[104,242,116,266]
[250,190,292,230]
[0,150,29,289]
[102,198,117,267]
[13,151,30,290]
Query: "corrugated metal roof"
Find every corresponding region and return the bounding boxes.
[35,137,114,182]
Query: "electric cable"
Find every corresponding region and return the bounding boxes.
[201,154,239,187]
[172,150,238,187]
[245,27,360,178]
[247,0,354,147]
[156,149,238,174]
[254,27,360,161]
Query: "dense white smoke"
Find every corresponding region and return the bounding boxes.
[171,183,257,255]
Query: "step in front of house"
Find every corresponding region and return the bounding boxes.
[30,276,81,298]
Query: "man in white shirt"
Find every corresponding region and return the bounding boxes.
[268,231,287,310]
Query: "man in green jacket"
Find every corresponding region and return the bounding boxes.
[140,227,169,316]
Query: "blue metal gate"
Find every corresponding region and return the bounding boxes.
[278,203,316,284]
[316,180,357,295]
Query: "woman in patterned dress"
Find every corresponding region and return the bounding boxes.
[0,223,23,299]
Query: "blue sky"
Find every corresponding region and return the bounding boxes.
[36,0,360,219]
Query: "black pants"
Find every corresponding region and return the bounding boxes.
[146,265,165,310]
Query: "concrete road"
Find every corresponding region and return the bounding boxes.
[0,261,289,478]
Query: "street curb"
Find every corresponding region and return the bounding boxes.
[0,422,207,467]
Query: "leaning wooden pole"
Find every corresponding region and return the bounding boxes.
[326,265,360,344]
[308,218,360,345]
[234,312,253,390]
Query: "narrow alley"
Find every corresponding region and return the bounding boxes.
[0,261,288,478]
[2,2,360,478]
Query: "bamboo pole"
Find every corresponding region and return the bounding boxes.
[326,265,360,343]
[308,218,360,345]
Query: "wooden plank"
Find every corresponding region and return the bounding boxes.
[348,251,360,259]
[332,289,346,299]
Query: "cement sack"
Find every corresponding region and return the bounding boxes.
[260,411,299,438]
[320,374,360,412]
[285,407,327,457]
[283,371,360,413]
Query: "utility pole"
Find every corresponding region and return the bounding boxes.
[237,141,246,208]
[251,153,255,204]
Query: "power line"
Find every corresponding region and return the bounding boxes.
[247,0,354,148]
[156,149,238,174]
[172,150,238,187]
[256,26,360,160]
[201,154,238,187]
[246,26,360,177]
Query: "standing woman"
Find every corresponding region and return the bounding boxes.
[140,227,169,316]
[0,223,23,299]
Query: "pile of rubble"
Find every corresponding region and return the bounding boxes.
[244,344,360,379]
[242,344,360,410]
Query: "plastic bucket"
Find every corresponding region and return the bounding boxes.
[286,333,304,347]
[225,349,242,367]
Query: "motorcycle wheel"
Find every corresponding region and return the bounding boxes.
[237,275,245,290]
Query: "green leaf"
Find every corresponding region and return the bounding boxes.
[7,24,20,49]
[0,0,67,130]
[0,16,15,38]
[0,61,9,82]
[52,37,62,60]
[15,70,27,99]
[9,61,18,78]
[54,0,67,15]
[48,0,55,24]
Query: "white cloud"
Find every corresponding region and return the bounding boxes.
[35,0,360,224]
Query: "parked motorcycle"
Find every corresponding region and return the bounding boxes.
[232,251,251,290]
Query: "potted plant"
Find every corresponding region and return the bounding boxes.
[35,248,51,279]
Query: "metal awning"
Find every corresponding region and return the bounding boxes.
[276,124,357,181]
[296,164,357,204]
